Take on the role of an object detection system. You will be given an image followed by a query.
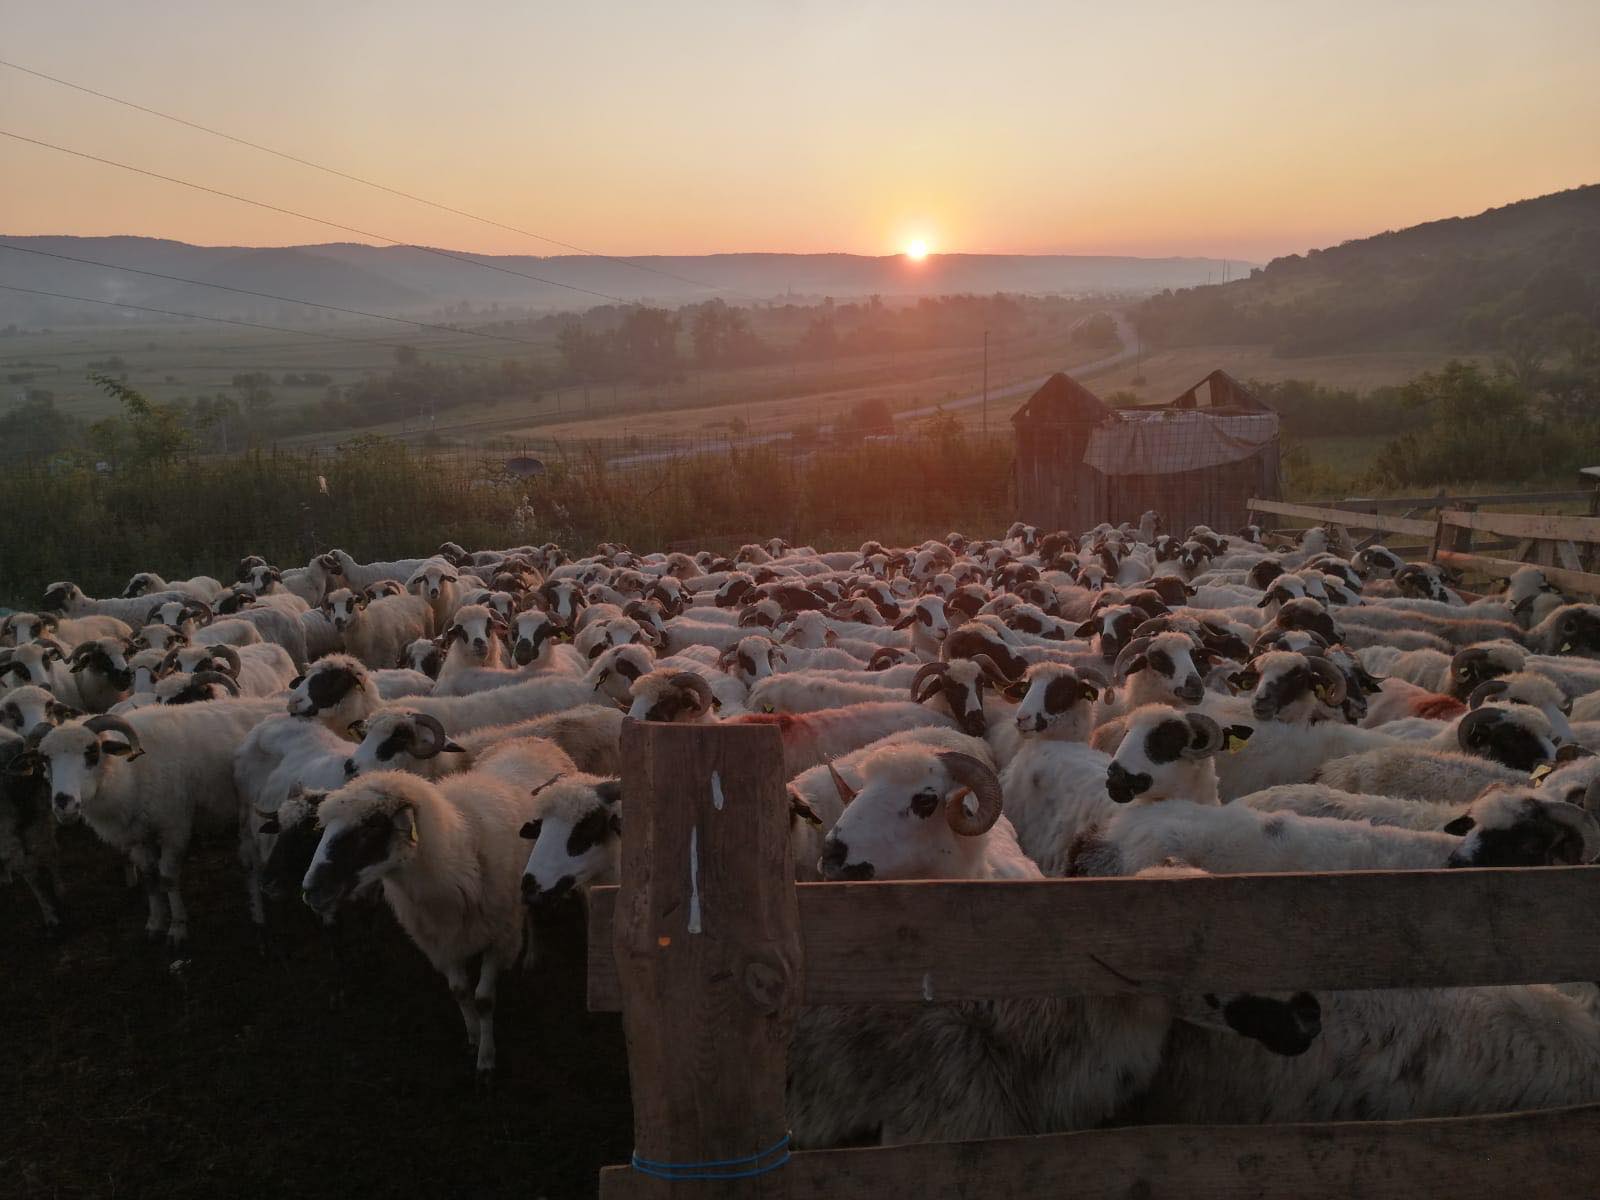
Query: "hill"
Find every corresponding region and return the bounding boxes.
[0,235,1248,327]
[1132,184,1600,356]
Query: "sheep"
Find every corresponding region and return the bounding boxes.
[316,548,431,596]
[398,637,443,680]
[323,587,434,672]
[507,609,583,673]
[625,669,956,775]
[517,772,622,908]
[1523,603,1600,658]
[1451,642,1600,701]
[432,604,517,696]
[36,701,281,947]
[371,668,435,700]
[61,637,137,712]
[1314,741,1532,808]
[163,642,298,699]
[301,737,574,1079]
[1105,704,1252,806]
[2,610,132,649]
[0,727,64,932]
[1228,649,1351,725]
[790,745,1310,1148]
[1,639,82,708]
[208,596,309,668]
[405,558,464,628]
[1463,671,1574,745]
[906,657,1024,766]
[1239,783,1473,830]
[121,571,224,604]
[1,684,80,740]
[42,581,192,627]
[1002,667,1116,876]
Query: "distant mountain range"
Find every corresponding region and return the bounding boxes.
[0,236,1251,327]
[1134,183,1600,355]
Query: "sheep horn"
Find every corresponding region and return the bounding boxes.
[826,762,858,808]
[191,670,241,696]
[1306,655,1348,706]
[411,713,450,759]
[84,714,142,757]
[1180,712,1226,758]
[1076,667,1110,691]
[1467,680,1511,709]
[206,644,242,677]
[910,660,950,703]
[1113,636,1153,681]
[36,611,59,630]
[970,653,1015,690]
[669,672,714,715]
[1456,706,1504,754]
[938,752,1003,837]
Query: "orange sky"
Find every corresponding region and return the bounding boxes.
[2,0,1597,263]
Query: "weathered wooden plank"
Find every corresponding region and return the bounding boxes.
[609,719,797,1197]
[1247,498,1436,538]
[1439,508,1600,544]
[599,1104,1600,1199]
[589,867,1600,1011]
[1434,549,1600,597]
[1344,489,1593,513]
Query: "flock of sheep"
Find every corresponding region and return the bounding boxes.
[5,516,1600,1143]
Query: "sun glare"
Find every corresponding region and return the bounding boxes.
[905,238,929,261]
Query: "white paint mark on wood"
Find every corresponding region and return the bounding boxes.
[710,771,725,811]
[922,972,934,1002]
[687,826,702,935]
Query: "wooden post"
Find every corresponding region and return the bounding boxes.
[604,719,798,1199]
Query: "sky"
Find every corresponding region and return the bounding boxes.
[1,0,1597,264]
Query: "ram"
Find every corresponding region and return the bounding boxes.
[2,611,133,649]
[36,699,282,948]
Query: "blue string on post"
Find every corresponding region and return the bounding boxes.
[630,1132,793,1182]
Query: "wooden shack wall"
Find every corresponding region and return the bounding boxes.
[1014,422,1282,532]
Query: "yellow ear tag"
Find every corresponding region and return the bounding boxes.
[1313,684,1333,704]
[1531,762,1555,784]
[1224,732,1247,753]
[762,704,775,714]
[1562,643,1573,653]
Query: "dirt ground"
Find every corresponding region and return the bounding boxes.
[0,828,633,1200]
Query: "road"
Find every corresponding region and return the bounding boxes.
[604,313,1141,468]
[890,312,1140,424]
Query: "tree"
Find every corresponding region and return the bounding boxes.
[1496,315,1549,390]
[89,372,193,466]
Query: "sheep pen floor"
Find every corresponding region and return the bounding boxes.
[0,828,633,1200]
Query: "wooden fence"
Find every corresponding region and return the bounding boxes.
[586,720,1600,1197]
[1249,484,1600,596]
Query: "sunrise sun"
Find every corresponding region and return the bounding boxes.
[905,238,929,261]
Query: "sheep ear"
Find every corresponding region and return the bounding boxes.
[394,806,418,846]
[1223,725,1253,753]
[1442,815,1476,836]
[1074,620,1096,637]
[595,779,623,807]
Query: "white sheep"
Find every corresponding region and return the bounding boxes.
[323,587,434,672]
[301,737,573,1079]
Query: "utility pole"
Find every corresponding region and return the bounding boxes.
[982,328,989,437]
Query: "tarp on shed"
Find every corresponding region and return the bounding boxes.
[1083,410,1279,476]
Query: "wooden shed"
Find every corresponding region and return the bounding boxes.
[1012,369,1281,533]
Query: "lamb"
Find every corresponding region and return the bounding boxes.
[36,700,282,947]
[323,587,434,672]
[301,737,573,1079]
[0,728,64,932]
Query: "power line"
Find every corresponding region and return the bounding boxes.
[0,282,542,364]
[0,241,554,349]
[0,57,759,301]
[0,129,632,305]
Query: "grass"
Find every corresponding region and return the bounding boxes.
[0,830,633,1200]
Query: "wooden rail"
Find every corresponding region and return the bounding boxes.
[1246,498,1436,538]
[591,720,1600,1197]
